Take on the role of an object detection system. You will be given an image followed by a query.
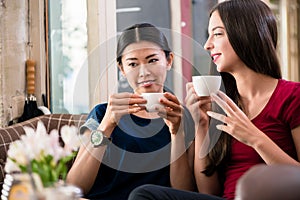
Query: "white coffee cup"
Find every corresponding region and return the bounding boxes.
[192,75,222,96]
[141,93,165,112]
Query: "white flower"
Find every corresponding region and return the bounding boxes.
[7,140,28,166]
[4,120,83,187]
[61,125,86,152]
[21,121,51,160]
[4,158,20,173]
[5,140,27,173]
[48,129,66,162]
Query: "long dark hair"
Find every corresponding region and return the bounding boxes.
[116,23,172,65]
[204,0,282,177]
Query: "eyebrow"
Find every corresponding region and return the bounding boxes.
[125,58,137,61]
[145,53,158,59]
[211,26,225,32]
[125,53,158,61]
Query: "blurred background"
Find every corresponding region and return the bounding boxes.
[0,0,299,127]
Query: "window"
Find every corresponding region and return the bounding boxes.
[48,0,88,114]
[272,0,299,81]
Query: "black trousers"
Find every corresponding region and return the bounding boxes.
[128,184,225,200]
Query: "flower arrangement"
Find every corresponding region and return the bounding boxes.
[5,121,87,188]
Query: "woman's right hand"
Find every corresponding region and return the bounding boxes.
[102,92,146,128]
[185,83,212,129]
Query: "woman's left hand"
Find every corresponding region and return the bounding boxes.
[207,91,261,146]
[157,92,183,135]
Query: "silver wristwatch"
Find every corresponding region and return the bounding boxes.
[90,130,111,147]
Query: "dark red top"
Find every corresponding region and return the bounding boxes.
[223,79,300,199]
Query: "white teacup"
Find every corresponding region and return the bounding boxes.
[141,93,165,112]
[192,75,222,96]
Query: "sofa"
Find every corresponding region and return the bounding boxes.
[235,164,300,200]
[0,113,87,191]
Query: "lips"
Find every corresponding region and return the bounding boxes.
[138,80,155,87]
[211,53,221,62]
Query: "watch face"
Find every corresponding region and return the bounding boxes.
[91,130,103,147]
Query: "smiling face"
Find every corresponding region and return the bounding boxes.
[119,41,173,94]
[204,11,243,73]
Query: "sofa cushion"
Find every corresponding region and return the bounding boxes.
[0,114,87,190]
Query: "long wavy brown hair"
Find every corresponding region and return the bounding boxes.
[203,0,282,179]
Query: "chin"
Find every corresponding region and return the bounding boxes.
[217,66,222,72]
[135,88,153,94]
[216,65,226,73]
[143,90,157,93]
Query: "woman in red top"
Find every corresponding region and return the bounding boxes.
[128,0,300,199]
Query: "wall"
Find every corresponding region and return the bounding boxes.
[0,1,27,127]
[0,0,46,127]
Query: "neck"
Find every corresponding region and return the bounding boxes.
[233,69,278,100]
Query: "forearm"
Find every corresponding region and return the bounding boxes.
[194,127,221,195]
[66,120,115,194]
[170,131,195,190]
[66,143,106,194]
[194,155,220,195]
[252,130,300,165]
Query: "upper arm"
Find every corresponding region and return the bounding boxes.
[292,125,300,162]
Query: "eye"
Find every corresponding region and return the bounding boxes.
[128,62,138,67]
[149,58,159,63]
[213,32,222,37]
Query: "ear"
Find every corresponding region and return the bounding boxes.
[166,52,174,71]
[118,63,126,77]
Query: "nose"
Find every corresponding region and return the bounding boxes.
[204,37,213,51]
[139,64,150,77]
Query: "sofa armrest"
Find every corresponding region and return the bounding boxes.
[235,164,300,200]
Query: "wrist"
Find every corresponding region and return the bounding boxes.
[251,130,269,150]
[90,129,112,147]
[98,118,116,138]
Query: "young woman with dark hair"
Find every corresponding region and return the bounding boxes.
[66,23,195,199]
[128,1,300,199]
